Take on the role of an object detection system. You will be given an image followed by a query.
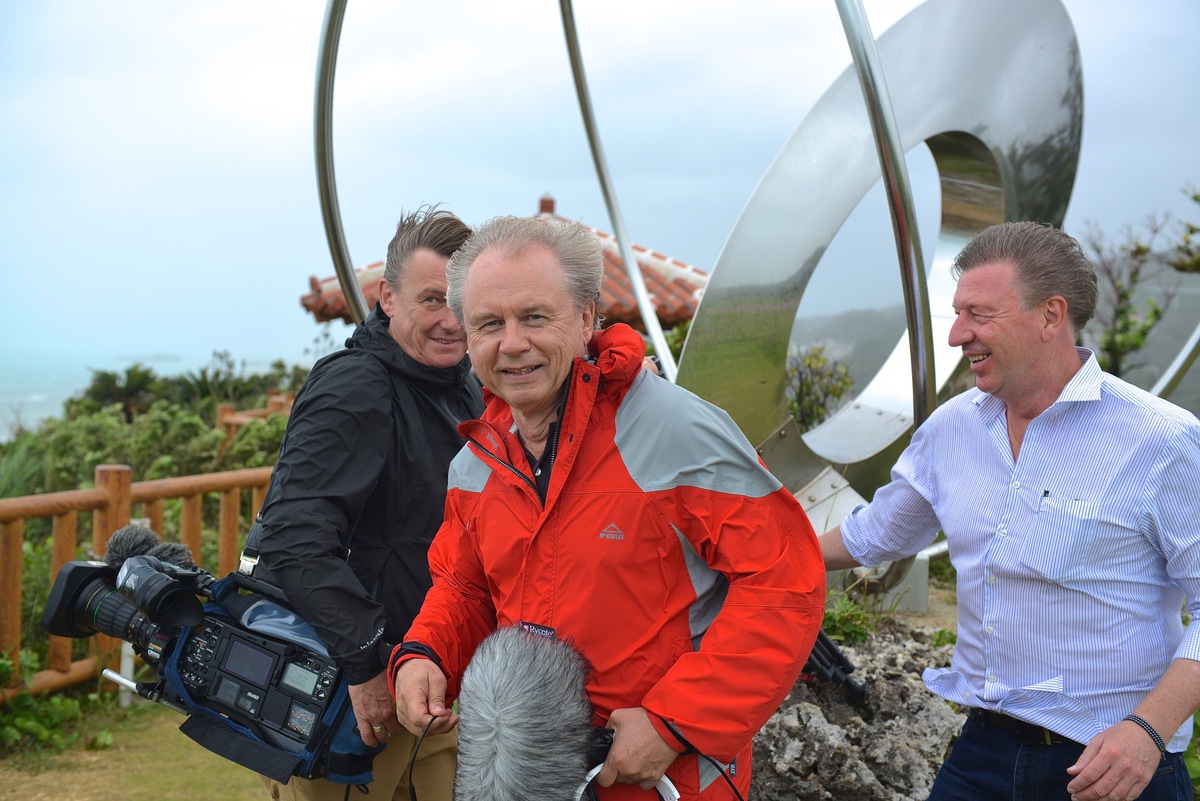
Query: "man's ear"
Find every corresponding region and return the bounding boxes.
[580,302,596,340]
[378,277,395,316]
[1042,295,1069,341]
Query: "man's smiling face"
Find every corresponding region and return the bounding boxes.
[461,243,594,421]
[948,260,1050,403]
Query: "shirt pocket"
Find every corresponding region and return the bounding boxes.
[1017,497,1102,583]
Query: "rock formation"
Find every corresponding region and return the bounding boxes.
[752,622,962,801]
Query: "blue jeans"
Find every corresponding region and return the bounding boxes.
[927,711,1193,801]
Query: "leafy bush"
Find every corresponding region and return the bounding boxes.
[823,591,876,645]
[221,414,288,469]
[786,344,853,432]
[64,351,310,428]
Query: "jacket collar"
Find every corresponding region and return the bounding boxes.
[349,302,475,390]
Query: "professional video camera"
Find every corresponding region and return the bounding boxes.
[41,524,375,785]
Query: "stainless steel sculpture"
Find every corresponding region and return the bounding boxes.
[677,0,1083,550]
[310,0,1197,586]
[314,0,367,325]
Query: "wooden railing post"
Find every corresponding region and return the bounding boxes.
[93,464,131,674]
[46,512,79,673]
[218,488,241,576]
[181,495,203,568]
[93,464,132,556]
[1,519,24,682]
[145,499,165,537]
[217,402,237,452]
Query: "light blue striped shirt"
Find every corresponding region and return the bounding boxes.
[842,349,1200,750]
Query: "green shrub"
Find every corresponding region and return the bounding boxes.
[823,591,875,645]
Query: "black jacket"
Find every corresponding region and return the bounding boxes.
[256,304,484,684]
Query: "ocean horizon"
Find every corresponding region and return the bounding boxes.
[0,346,319,442]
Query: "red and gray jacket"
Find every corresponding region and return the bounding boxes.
[395,323,825,800]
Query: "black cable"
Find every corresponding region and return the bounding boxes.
[406,717,437,801]
[657,717,747,801]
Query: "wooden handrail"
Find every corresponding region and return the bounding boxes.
[1,463,274,700]
[0,487,107,523]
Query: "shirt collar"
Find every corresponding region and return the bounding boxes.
[972,347,1100,422]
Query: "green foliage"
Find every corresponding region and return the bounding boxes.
[1187,710,1200,793]
[822,591,876,645]
[37,401,225,493]
[0,434,48,499]
[643,320,690,364]
[1081,183,1200,377]
[664,320,690,362]
[21,538,65,670]
[1168,185,1200,274]
[64,364,163,422]
[0,686,84,756]
[931,629,957,648]
[1086,226,1166,377]
[221,414,288,469]
[64,351,310,428]
[786,344,854,432]
[6,354,303,662]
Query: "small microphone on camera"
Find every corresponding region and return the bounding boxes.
[103,524,161,569]
[103,524,196,570]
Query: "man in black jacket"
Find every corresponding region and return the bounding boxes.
[256,206,483,801]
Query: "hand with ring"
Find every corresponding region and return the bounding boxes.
[350,673,401,744]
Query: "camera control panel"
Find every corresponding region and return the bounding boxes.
[177,617,340,750]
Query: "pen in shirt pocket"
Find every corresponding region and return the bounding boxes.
[1038,489,1050,511]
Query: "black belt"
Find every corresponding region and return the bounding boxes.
[968,708,1079,746]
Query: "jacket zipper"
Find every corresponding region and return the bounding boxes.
[465,366,576,506]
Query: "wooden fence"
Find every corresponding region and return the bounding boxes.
[0,463,273,701]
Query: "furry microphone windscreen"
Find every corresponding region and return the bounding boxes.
[102,523,163,569]
[455,626,595,801]
[103,524,197,570]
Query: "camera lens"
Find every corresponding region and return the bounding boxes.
[117,557,203,628]
[84,582,160,651]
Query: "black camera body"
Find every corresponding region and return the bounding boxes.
[174,614,340,752]
[41,558,364,783]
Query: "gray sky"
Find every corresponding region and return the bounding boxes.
[1,0,1197,376]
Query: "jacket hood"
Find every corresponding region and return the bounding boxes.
[349,302,475,390]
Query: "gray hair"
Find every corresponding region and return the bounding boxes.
[455,626,594,801]
[952,220,1097,332]
[383,205,473,290]
[447,215,604,330]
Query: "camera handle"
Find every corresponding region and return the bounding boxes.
[573,764,679,801]
[101,668,189,715]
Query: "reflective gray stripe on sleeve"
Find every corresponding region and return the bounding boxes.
[614,371,782,497]
[675,525,729,648]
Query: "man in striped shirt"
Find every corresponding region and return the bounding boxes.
[821,221,1200,801]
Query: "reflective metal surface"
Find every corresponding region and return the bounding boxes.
[314,0,368,324]
[1152,323,1200,400]
[558,0,678,381]
[835,0,935,430]
[677,0,1083,508]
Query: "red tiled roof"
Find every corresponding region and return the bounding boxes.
[299,195,707,331]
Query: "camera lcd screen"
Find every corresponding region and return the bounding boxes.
[224,639,275,687]
[280,662,319,696]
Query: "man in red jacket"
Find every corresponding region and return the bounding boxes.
[391,215,825,800]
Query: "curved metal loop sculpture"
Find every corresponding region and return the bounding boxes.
[677,0,1083,541]
[314,0,367,325]
[310,0,1197,589]
[558,0,679,382]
